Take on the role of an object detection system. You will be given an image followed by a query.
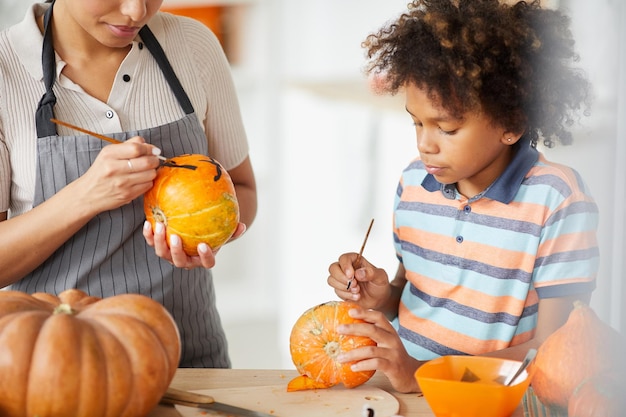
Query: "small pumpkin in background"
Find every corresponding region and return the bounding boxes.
[0,289,181,417]
[531,300,624,410]
[568,371,623,417]
[288,300,376,392]
[144,154,239,256]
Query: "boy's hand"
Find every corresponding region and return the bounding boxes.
[327,253,391,310]
[336,307,422,393]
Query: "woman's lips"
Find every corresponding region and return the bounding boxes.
[108,24,140,38]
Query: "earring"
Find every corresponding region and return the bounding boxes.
[507,138,512,142]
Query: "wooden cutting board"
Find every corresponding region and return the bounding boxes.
[175,384,400,417]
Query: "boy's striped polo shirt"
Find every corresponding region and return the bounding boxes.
[392,143,599,359]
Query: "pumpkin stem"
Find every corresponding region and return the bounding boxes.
[151,207,168,225]
[53,303,75,315]
[324,341,342,359]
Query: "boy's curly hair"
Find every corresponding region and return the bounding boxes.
[363,0,591,147]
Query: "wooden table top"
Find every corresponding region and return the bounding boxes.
[149,368,525,417]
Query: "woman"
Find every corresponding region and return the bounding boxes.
[0,0,257,367]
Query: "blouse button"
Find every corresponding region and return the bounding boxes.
[138,42,144,49]
[456,236,464,244]
[463,205,471,214]
[123,74,131,82]
[105,110,114,119]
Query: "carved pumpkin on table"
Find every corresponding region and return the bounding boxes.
[288,300,377,391]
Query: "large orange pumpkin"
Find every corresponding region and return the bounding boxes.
[531,300,624,410]
[144,154,239,256]
[288,300,377,391]
[0,289,181,417]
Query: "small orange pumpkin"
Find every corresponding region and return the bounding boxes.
[288,300,376,391]
[144,154,239,256]
[568,371,623,417]
[531,300,624,409]
[0,289,181,417]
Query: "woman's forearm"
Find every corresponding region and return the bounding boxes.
[0,182,95,287]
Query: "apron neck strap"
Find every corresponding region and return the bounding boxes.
[35,1,58,138]
[34,6,195,138]
[139,25,195,115]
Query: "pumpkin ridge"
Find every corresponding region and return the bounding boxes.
[167,217,236,235]
[87,320,134,417]
[311,355,341,385]
[79,295,181,373]
[86,315,171,417]
[0,312,48,417]
[27,313,84,416]
[163,195,237,219]
[0,293,55,316]
[74,321,108,417]
[84,313,171,350]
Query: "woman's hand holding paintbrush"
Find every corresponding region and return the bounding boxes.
[49,118,163,210]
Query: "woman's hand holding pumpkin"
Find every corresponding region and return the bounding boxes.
[143,221,247,269]
[335,307,422,393]
[328,253,391,310]
[143,221,216,269]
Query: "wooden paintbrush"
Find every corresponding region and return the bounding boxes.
[50,118,167,161]
[347,218,374,290]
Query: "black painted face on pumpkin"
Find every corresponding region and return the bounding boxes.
[161,156,222,181]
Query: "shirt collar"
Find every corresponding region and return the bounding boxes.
[7,4,165,82]
[8,3,48,81]
[422,141,539,203]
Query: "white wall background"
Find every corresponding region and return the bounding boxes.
[2,0,623,369]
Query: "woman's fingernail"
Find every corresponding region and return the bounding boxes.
[198,243,209,254]
[144,221,152,231]
[152,147,162,156]
[155,222,164,234]
[170,234,181,247]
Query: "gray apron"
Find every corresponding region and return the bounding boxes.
[10,1,231,368]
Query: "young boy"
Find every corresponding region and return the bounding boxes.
[327,0,598,393]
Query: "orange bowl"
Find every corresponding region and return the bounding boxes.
[415,355,532,417]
